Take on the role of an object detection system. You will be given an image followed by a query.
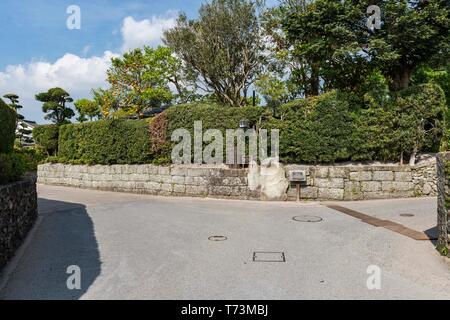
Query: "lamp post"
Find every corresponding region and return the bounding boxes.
[237,119,250,168]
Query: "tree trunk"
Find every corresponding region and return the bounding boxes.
[409,146,418,166]
[391,65,412,91]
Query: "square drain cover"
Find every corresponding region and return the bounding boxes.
[253,252,285,262]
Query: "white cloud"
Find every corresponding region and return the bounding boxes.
[120,14,176,52]
[0,12,177,123]
[0,51,118,122]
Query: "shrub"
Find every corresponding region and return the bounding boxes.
[162,103,265,162]
[0,98,17,153]
[14,146,46,171]
[165,103,264,134]
[392,83,447,161]
[58,119,151,164]
[33,124,59,156]
[273,91,353,164]
[0,153,27,184]
[350,107,397,162]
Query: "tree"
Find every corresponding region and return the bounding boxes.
[3,93,22,111]
[164,0,265,107]
[393,83,447,165]
[255,73,289,115]
[92,88,119,119]
[74,98,102,122]
[106,47,173,118]
[3,93,25,122]
[260,1,310,100]
[146,46,199,104]
[35,88,75,125]
[282,0,450,92]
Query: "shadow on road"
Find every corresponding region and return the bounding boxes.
[0,198,101,300]
[424,226,439,246]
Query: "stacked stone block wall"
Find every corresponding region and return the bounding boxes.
[436,152,450,252]
[286,161,437,201]
[38,164,259,200]
[0,175,38,270]
[38,160,437,202]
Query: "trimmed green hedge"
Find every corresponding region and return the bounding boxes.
[33,124,59,156]
[269,91,353,164]
[58,119,151,164]
[0,153,27,184]
[0,98,17,153]
[165,103,264,134]
[49,84,446,165]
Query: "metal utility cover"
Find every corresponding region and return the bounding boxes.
[293,215,323,223]
[253,252,286,262]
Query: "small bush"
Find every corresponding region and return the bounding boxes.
[58,119,151,164]
[0,98,17,153]
[0,153,27,184]
[14,146,46,171]
[33,125,59,156]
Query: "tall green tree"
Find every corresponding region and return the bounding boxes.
[164,0,265,107]
[35,88,75,125]
[74,98,103,122]
[282,0,450,93]
[3,93,22,111]
[3,93,25,121]
[106,47,174,118]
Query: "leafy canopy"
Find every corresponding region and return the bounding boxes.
[164,0,265,107]
[35,87,75,125]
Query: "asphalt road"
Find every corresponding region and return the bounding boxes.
[1,185,449,300]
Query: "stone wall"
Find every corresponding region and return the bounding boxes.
[38,164,259,200]
[0,175,38,270]
[286,160,437,201]
[436,152,450,253]
[38,160,437,202]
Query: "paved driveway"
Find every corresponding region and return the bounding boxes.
[1,185,449,300]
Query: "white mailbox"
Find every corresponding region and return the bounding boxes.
[289,170,307,182]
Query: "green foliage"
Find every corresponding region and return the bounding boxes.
[35,87,75,125]
[14,146,46,171]
[33,125,59,156]
[436,243,449,257]
[160,103,265,163]
[393,83,447,157]
[106,47,175,118]
[58,119,151,165]
[3,93,23,114]
[255,73,289,114]
[273,91,353,164]
[165,103,264,134]
[74,98,102,122]
[164,0,265,107]
[282,0,450,93]
[0,98,17,153]
[0,153,27,184]
[351,106,397,161]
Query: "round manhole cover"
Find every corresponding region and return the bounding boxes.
[399,213,415,217]
[293,215,323,223]
[208,236,228,241]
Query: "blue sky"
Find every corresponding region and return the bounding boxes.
[0,0,208,122]
[0,0,204,69]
